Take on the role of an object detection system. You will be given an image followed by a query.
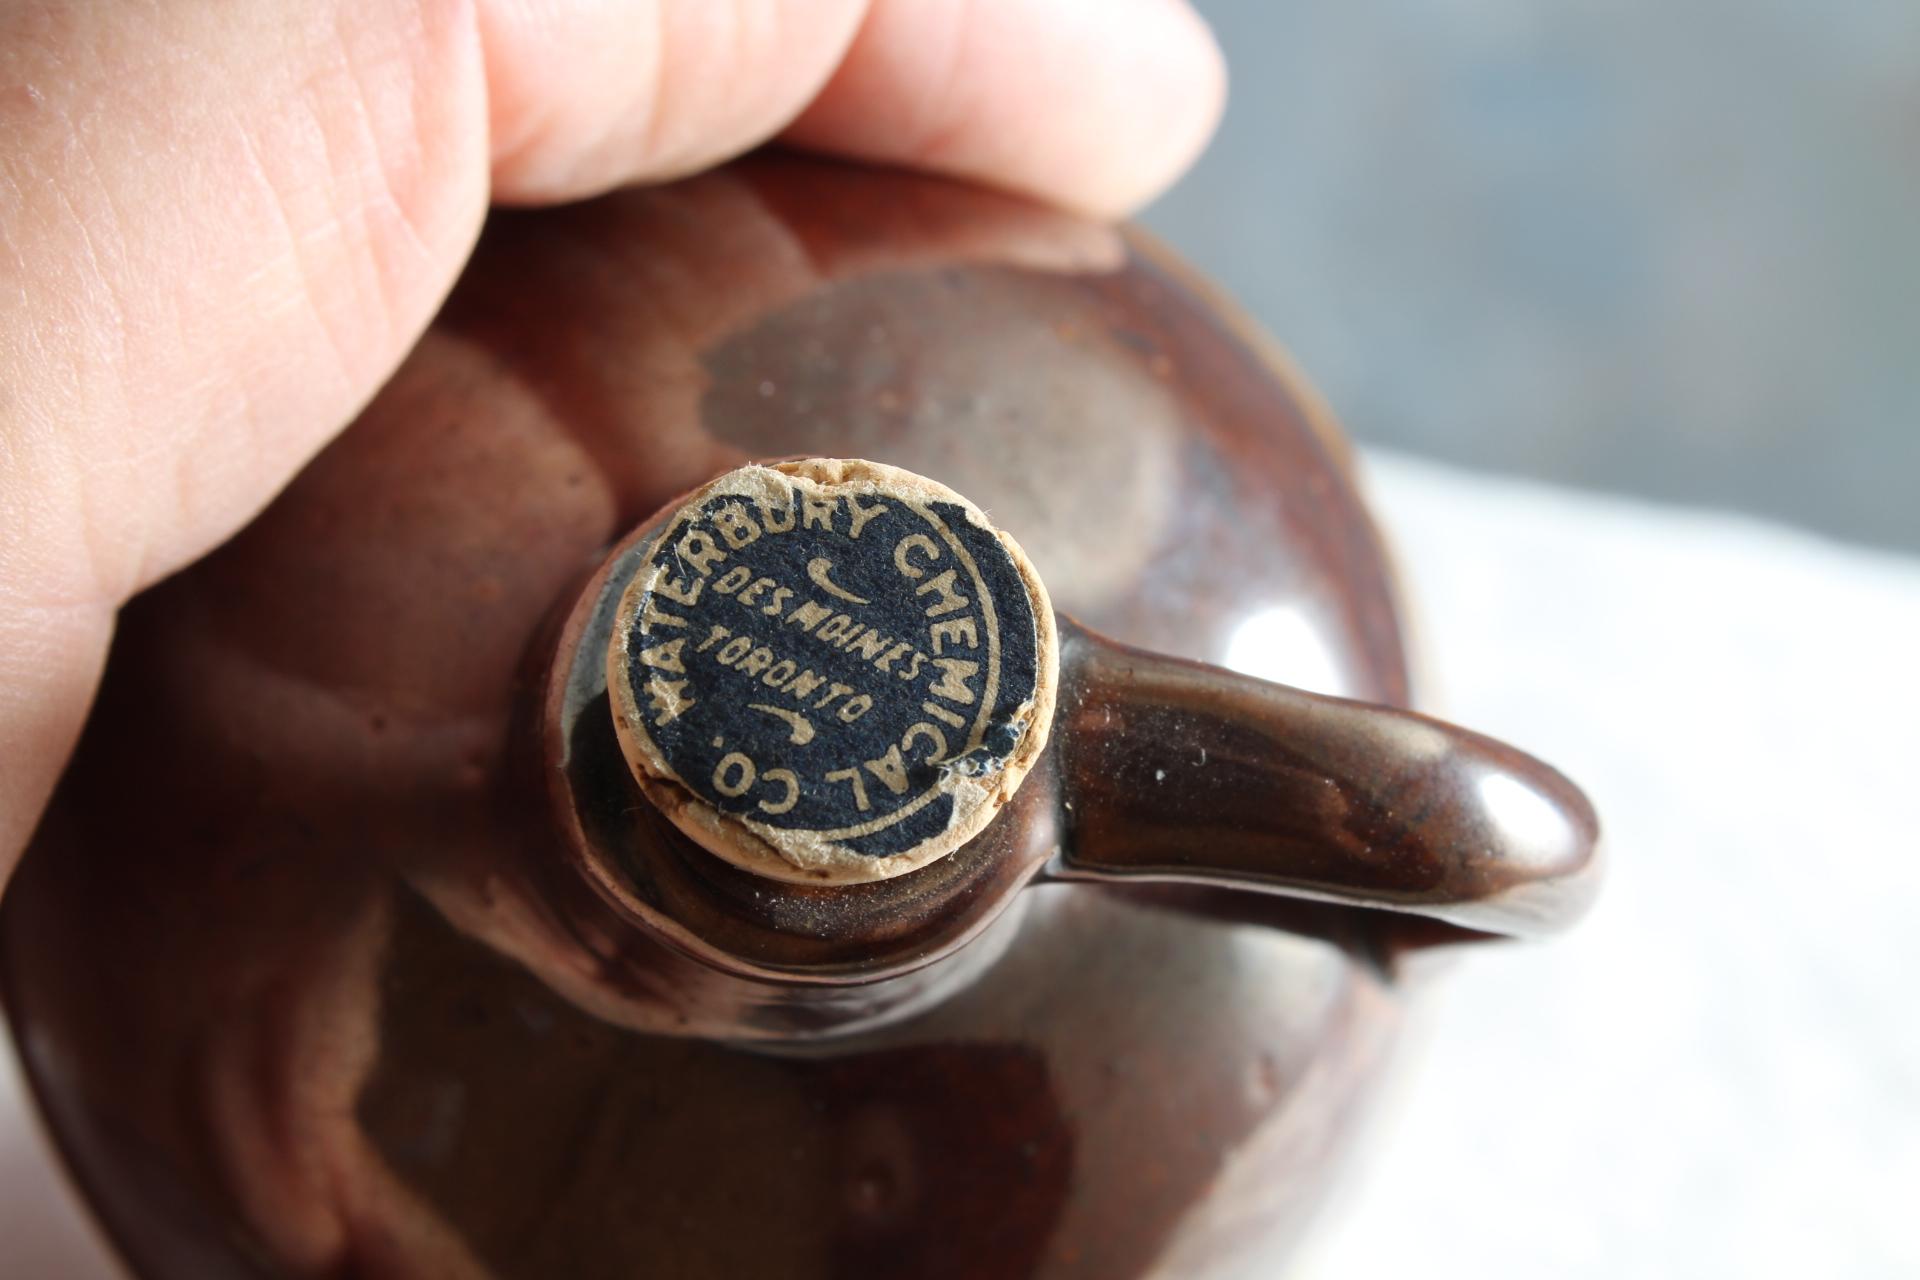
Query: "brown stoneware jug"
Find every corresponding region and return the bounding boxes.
[0,154,1599,1279]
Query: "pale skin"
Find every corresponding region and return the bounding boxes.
[0,0,1225,890]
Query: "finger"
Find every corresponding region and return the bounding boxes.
[487,0,1228,214]
[479,0,870,199]
[784,0,1226,217]
[0,0,1222,872]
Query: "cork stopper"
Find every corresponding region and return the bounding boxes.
[606,459,1058,885]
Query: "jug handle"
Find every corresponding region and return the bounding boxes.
[1046,618,1601,938]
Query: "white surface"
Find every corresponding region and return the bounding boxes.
[0,1008,128,1278]
[1303,453,1920,1279]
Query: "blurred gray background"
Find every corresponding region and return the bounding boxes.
[1142,0,1919,551]
[1140,8,1920,1275]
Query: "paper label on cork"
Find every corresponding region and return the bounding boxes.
[607,460,1054,884]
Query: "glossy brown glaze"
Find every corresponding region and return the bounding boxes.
[1052,620,1599,935]
[1,153,1595,1279]
[532,474,1592,1013]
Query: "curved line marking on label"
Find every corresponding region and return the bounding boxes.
[748,704,816,745]
[926,503,1002,760]
[806,556,872,604]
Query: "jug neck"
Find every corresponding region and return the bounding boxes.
[515,460,1065,1039]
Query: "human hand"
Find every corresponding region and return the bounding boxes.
[0,0,1224,886]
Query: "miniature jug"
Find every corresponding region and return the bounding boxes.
[1,154,1598,1279]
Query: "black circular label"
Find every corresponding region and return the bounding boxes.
[609,463,1048,876]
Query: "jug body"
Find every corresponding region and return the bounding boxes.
[1,156,1586,1279]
